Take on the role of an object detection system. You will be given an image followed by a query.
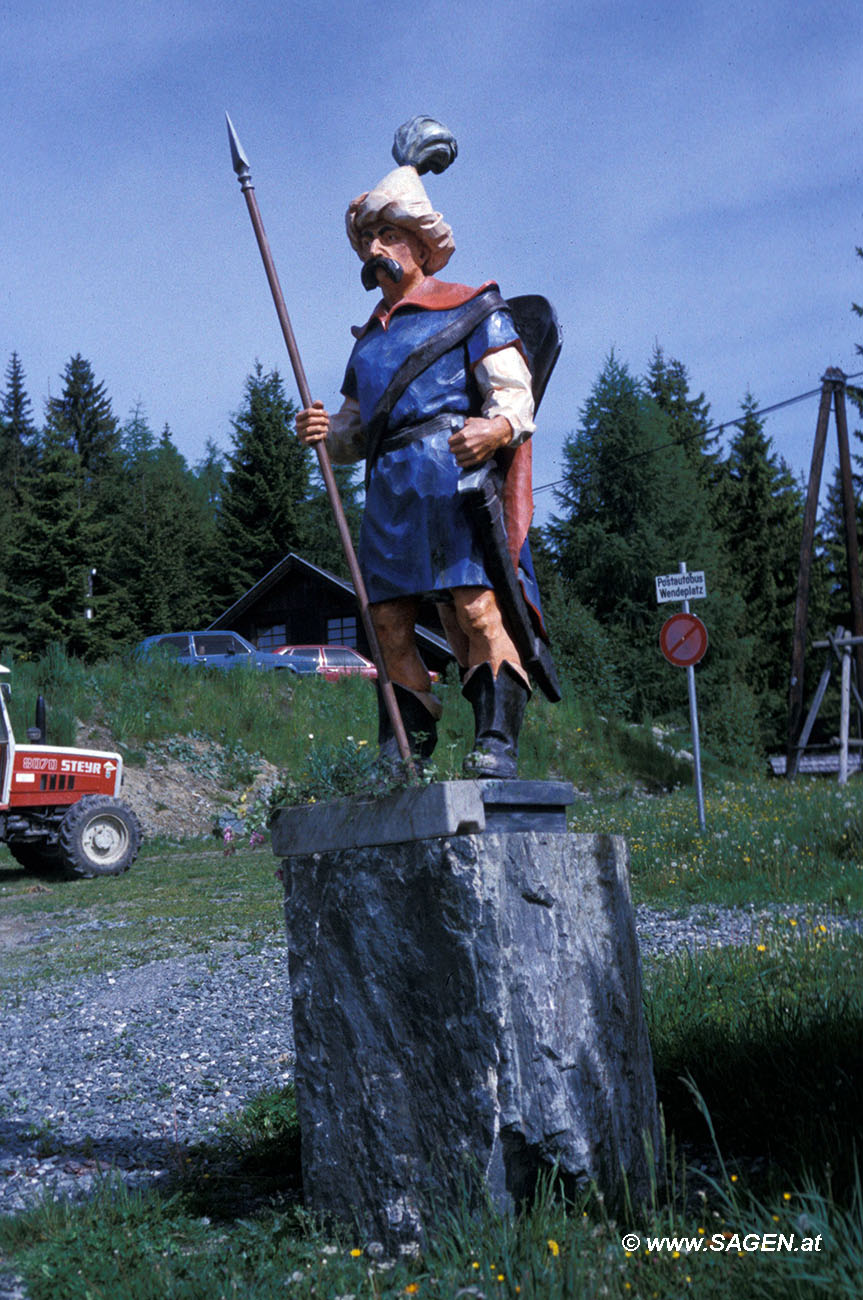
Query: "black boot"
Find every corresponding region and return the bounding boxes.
[462,661,530,780]
[377,682,442,765]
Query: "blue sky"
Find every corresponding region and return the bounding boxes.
[3,0,861,526]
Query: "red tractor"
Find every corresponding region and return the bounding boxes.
[0,663,142,877]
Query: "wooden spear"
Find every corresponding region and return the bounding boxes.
[225,114,415,774]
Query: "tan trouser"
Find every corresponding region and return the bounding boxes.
[370,587,525,693]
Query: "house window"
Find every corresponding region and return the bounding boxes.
[257,625,287,651]
[326,616,357,647]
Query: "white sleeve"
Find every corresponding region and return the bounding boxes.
[474,345,536,446]
[325,397,366,464]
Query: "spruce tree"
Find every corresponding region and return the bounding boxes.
[110,414,222,638]
[529,527,631,716]
[45,355,119,492]
[713,393,809,741]
[144,428,220,630]
[546,353,745,728]
[194,439,226,519]
[0,354,37,648]
[1,352,36,488]
[299,462,363,577]
[108,407,164,639]
[3,422,107,656]
[548,352,666,628]
[189,440,227,619]
[647,345,719,484]
[39,356,125,651]
[218,363,310,601]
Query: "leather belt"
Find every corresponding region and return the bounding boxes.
[375,411,465,457]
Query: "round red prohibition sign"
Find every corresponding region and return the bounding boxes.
[660,612,708,667]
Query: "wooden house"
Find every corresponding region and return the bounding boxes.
[207,553,453,675]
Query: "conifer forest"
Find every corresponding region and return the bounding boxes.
[1,331,861,764]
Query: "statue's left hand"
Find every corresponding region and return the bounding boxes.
[448,416,513,469]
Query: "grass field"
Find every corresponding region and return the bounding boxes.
[580,776,863,910]
[0,648,861,1295]
[0,843,282,992]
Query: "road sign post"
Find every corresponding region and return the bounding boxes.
[657,562,706,830]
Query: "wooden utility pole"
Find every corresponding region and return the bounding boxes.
[786,368,863,777]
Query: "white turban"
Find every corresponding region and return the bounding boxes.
[346,164,455,274]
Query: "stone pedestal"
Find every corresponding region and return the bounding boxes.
[272,782,659,1245]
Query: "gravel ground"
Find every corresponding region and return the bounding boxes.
[0,946,295,1217]
[634,900,863,957]
[2,903,861,1224]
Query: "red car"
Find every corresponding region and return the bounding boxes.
[274,644,378,682]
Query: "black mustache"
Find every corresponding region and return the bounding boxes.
[361,256,404,291]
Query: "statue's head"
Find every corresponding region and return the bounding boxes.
[346,117,457,280]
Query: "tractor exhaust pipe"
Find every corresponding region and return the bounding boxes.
[26,695,47,744]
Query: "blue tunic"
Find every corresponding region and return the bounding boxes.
[342,293,541,613]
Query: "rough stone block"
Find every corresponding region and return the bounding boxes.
[278,825,659,1245]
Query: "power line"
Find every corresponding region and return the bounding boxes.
[533,371,863,498]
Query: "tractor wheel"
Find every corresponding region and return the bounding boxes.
[58,797,142,878]
[7,841,61,874]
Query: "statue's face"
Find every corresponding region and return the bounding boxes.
[358,221,427,290]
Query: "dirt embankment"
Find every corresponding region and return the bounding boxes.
[74,723,279,842]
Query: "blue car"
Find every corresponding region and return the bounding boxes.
[135,631,296,672]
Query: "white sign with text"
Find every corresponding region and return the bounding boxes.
[655,571,707,603]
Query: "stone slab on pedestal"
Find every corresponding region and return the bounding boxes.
[270,779,575,856]
[278,818,659,1246]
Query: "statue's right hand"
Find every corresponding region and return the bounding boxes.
[296,400,330,444]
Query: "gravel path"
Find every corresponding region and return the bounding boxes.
[0,947,294,1217]
[2,903,861,1222]
[634,900,863,957]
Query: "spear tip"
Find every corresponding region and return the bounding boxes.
[225,112,251,179]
